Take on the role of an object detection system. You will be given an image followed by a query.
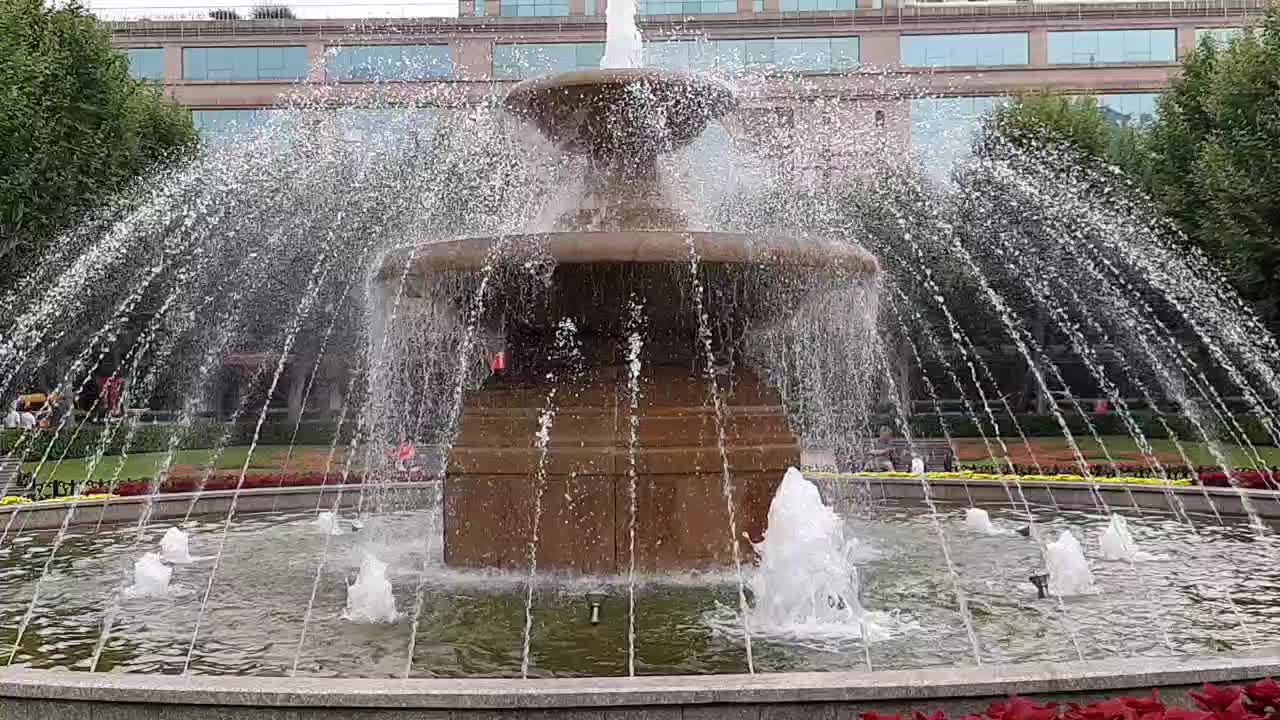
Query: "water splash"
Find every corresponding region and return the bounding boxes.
[964,508,1001,535]
[159,527,193,564]
[125,553,173,597]
[314,511,346,537]
[601,0,642,69]
[1099,515,1147,562]
[750,469,866,630]
[1046,530,1095,596]
[344,553,399,623]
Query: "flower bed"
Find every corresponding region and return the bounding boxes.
[863,681,1279,720]
[1,493,115,506]
[837,470,1193,487]
[1199,470,1280,491]
[84,471,365,497]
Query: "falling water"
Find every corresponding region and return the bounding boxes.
[623,296,645,678]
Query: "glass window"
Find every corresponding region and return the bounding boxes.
[584,0,595,14]
[639,0,736,15]
[327,45,453,81]
[752,0,763,10]
[780,0,854,11]
[1046,30,1176,65]
[183,46,309,81]
[126,48,165,80]
[334,108,441,150]
[493,42,605,79]
[1095,93,1160,128]
[500,0,570,17]
[474,0,486,15]
[644,37,858,72]
[900,33,1029,67]
[1195,27,1243,48]
[910,96,1010,177]
[191,109,280,141]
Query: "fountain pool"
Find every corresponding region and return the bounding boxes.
[1,497,1275,677]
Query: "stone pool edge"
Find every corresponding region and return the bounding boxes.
[4,475,1276,534]
[0,655,1277,714]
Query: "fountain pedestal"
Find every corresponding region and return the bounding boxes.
[444,366,798,573]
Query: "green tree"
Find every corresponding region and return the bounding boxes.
[976,93,1145,173]
[0,0,196,285]
[1144,12,1280,324]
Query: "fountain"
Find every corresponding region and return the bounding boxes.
[380,67,875,574]
[1,2,1280,712]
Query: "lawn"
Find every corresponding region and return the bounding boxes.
[21,445,349,485]
[954,436,1280,469]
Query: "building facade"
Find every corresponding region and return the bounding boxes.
[110,0,1266,171]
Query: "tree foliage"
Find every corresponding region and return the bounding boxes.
[0,0,196,284]
[1143,12,1280,325]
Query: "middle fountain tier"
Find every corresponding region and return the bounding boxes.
[379,68,878,574]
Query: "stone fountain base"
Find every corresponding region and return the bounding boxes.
[443,366,799,574]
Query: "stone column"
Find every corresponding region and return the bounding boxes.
[1029,27,1049,67]
[453,37,493,80]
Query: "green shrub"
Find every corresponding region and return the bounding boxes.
[0,419,352,461]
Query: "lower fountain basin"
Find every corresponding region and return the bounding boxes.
[1,499,1274,677]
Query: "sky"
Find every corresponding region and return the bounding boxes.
[89,0,457,21]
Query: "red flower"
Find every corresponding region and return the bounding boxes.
[986,696,1058,720]
[1243,679,1280,716]
[860,712,902,720]
[1192,685,1244,713]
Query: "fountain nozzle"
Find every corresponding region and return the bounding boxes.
[1029,573,1050,599]
[587,592,607,625]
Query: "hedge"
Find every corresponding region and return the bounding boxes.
[878,413,1278,446]
[0,420,353,462]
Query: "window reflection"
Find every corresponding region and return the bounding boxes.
[126,48,165,80]
[1194,27,1244,49]
[639,0,736,14]
[492,42,605,79]
[780,0,855,12]
[1095,93,1160,127]
[183,46,309,81]
[327,45,453,81]
[501,0,570,16]
[900,33,1029,67]
[1046,30,1176,65]
[191,109,280,141]
[910,96,1009,176]
[645,37,859,72]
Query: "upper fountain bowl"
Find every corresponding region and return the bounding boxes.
[503,68,737,157]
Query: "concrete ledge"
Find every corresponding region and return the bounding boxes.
[0,482,436,532]
[0,655,1276,718]
[821,475,1280,519]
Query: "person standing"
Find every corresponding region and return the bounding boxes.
[2,402,19,429]
[17,403,36,430]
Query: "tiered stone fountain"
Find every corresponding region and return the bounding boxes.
[386,68,876,574]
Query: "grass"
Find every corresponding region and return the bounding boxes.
[953,436,1280,469]
[20,445,348,486]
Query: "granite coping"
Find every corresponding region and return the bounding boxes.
[0,655,1277,709]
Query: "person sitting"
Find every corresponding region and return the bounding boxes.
[865,426,897,472]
